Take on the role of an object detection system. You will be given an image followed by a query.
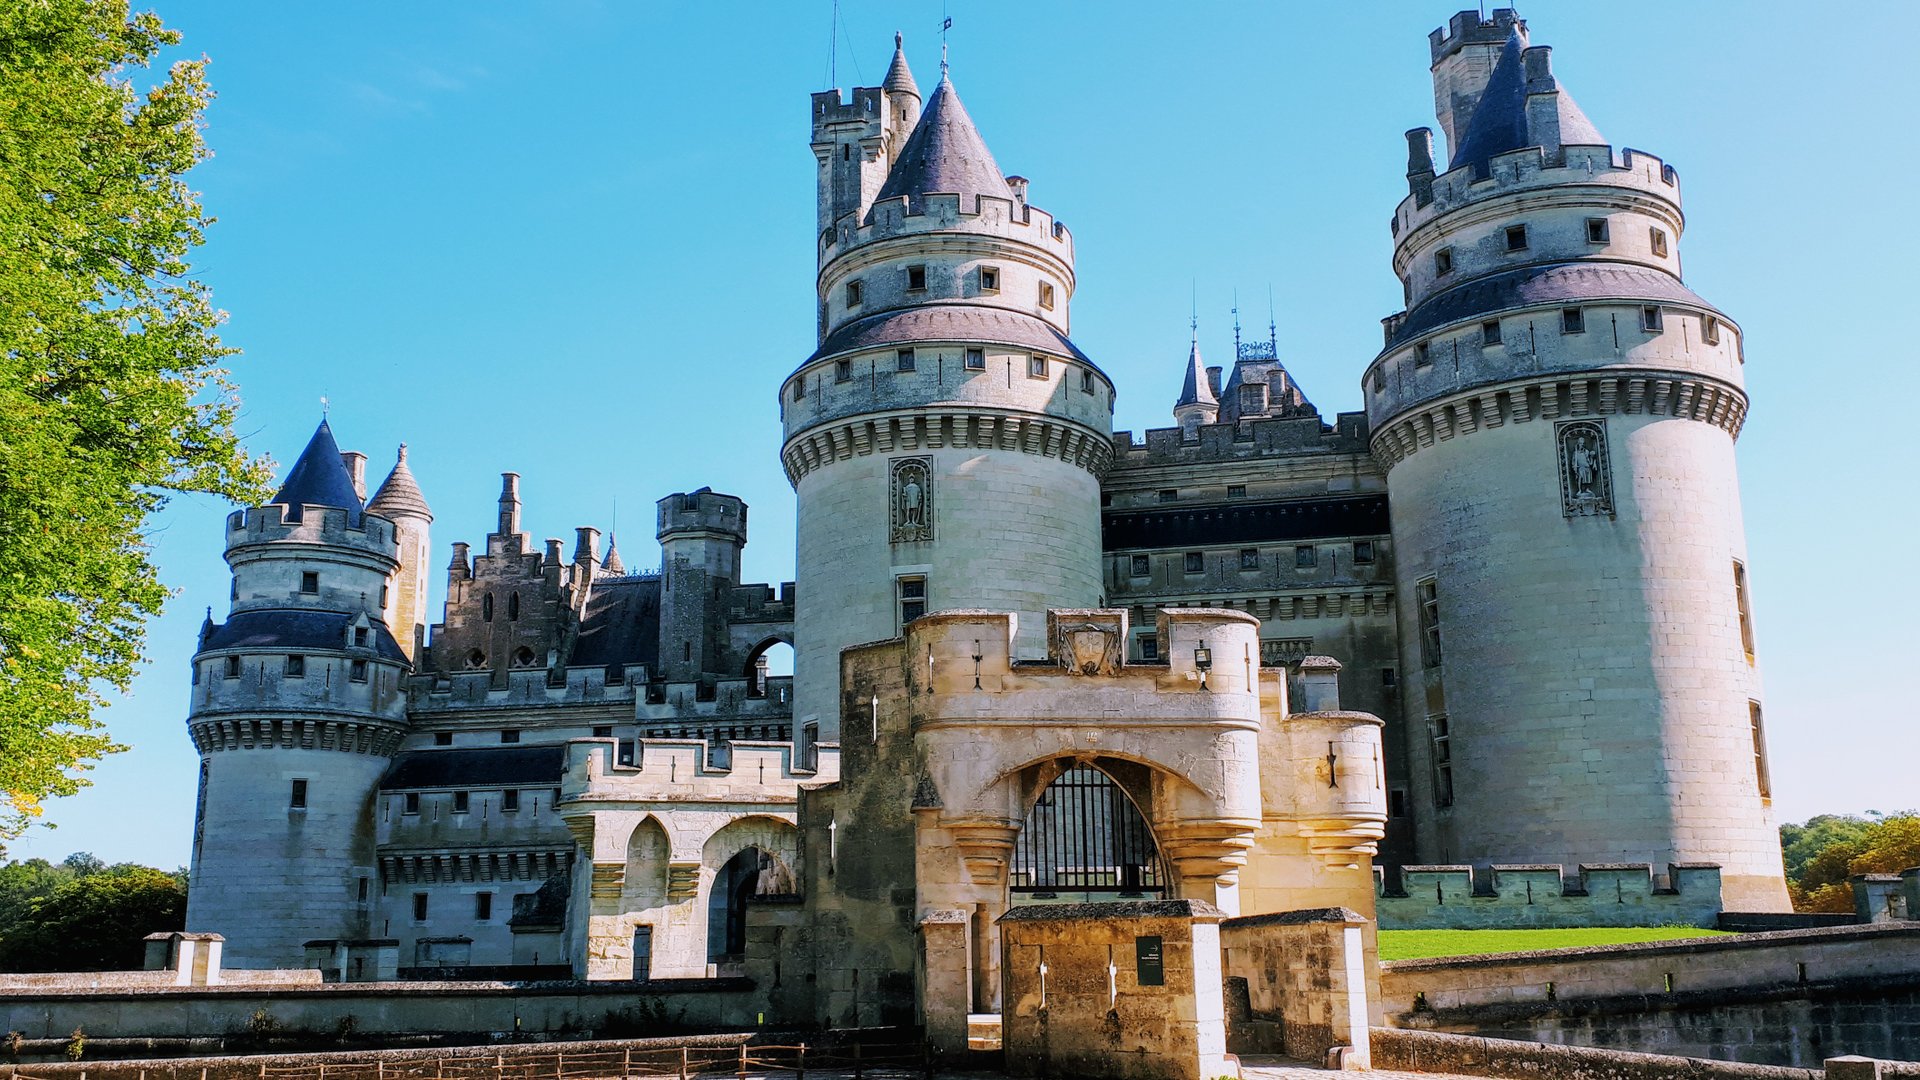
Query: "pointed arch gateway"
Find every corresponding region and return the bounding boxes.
[1009,760,1171,905]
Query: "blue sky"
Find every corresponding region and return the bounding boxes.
[16,1,1917,866]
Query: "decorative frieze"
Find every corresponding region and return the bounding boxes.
[782,409,1112,484]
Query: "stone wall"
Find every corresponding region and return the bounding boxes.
[1220,907,1372,1066]
[1377,862,1723,929]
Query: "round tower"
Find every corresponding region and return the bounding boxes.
[1367,16,1787,908]
[367,443,433,662]
[787,53,1113,738]
[185,419,413,966]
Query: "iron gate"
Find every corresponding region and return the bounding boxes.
[1009,764,1168,903]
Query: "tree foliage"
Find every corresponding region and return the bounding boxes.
[0,852,187,970]
[0,0,271,840]
[1782,812,1920,914]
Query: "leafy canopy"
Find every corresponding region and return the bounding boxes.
[1781,811,1920,914]
[0,0,270,841]
[0,856,186,971]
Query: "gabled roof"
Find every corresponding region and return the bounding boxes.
[366,444,431,522]
[883,32,919,99]
[1175,341,1216,410]
[270,419,363,525]
[871,74,1008,217]
[1449,27,1603,177]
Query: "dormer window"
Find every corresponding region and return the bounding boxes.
[353,626,370,648]
[978,266,1000,293]
[1433,247,1453,275]
[1650,227,1669,257]
[1586,218,1610,243]
[845,279,863,306]
[1505,224,1529,251]
[300,571,319,594]
[905,264,927,291]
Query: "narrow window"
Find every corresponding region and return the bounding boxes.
[482,593,494,621]
[1733,561,1756,660]
[1505,224,1529,251]
[434,731,453,747]
[1028,355,1048,378]
[1353,540,1375,564]
[502,789,520,813]
[1137,635,1160,661]
[379,584,389,606]
[1080,369,1094,393]
[1157,489,1177,503]
[289,779,308,810]
[404,792,421,815]
[285,655,305,678]
[1561,307,1586,334]
[896,348,915,372]
[353,626,370,647]
[1702,315,1721,345]
[1381,668,1397,689]
[964,347,985,370]
[1371,367,1385,393]
[1433,247,1453,275]
[475,892,493,921]
[1388,789,1409,818]
[1650,227,1669,257]
[896,576,927,628]
[1414,341,1431,366]
[1586,217,1609,243]
[1239,548,1260,570]
[412,893,428,922]
[349,659,369,682]
[683,642,692,662]
[978,266,1000,293]
[231,579,239,601]
[1129,555,1150,577]
[1039,281,1056,309]
[793,378,806,401]
[501,729,520,744]
[845,279,863,306]
[1227,484,1247,498]
[300,571,319,594]
[1749,701,1771,798]
[1481,320,1502,345]
[1183,552,1204,574]
[592,725,614,738]
[905,264,927,291]
[835,359,852,383]
[1641,305,1664,332]
[1429,714,1455,808]
[357,877,369,903]
[1417,577,1442,668]
[222,655,240,679]
[452,791,470,814]
[507,592,520,620]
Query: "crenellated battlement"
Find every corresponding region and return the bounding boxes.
[1376,862,1724,930]
[1395,143,1680,245]
[810,86,884,134]
[561,734,839,805]
[225,502,401,561]
[820,189,1071,271]
[1110,411,1371,468]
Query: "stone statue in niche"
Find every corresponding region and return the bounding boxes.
[1557,419,1614,517]
[889,456,934,543]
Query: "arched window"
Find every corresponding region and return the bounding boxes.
[482,593,494,622]
[1011,764,1166,905]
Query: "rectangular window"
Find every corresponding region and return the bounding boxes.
[502,789,520,813]
[1561,307,1586,334]
[1733,561,1756,660]
[964,347,985,370]
[1227,484,1247,498]
[379,584,389,606]
[286,655,308,678]
[452,791,470,814]
[1650,227,1669,257]
[1505,224,1529,251]
[592,725,614,738]
[1433,247,1453,275]
[1157,489,1177,503]
[905,264,927,291]
[404,792,421,815]
[349,658,369,682]
[896,348,915,372]
[475,892,493,921]
[978,266,999,293]
[412,893,428,922]
[1038,281,1056,309]
[845,279,862,306]
[1586,217,1609,243]
[1414,341,1431,366]
[1080,369,1094,393]
[289,779,308,810]
[897,576,927,628]
[223,655,240,679]
[1239,385,1266,413]
[353,626,370,647]
[1130,555,1150,577]
[1239,548,1260,570]
[1430,714,1455,808]
[1183,552,1204,574]
[500,729,520,744]
[1381,667,1397,689]
[358,877,369,903]
[1294,545,1316,569]
[1417,577,1442,668]
[1702,315,1721,345]
[300,571,319,594]
[834,359,852,382]
[793,378,805,401]
[1641,305,1664,332]
[1749,701,1771,798]
[1028,355,1048,378]
[434,731,453,747]
[1353,540,1375,564]
[1388,789,1409,818]
[1481,319,1502,345]
[1137,635,1159,662]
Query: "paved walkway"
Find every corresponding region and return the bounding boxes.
[1240,1055,1484,1079]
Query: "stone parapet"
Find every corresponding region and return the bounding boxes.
[1377,862,1723,930]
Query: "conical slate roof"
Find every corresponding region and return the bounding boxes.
[1449,27,1603,176]
[1175,340,1217,410]
[271,419,363,525]
[367,444,432,522]
[601,534,625,576]
[883,32,919,99]
[871,74,1008,217]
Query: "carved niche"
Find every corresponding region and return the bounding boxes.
[1556,419,1614,518]
[889,456,934,543]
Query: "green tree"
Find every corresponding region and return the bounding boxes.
[0,865,184,971]
[0,0,271,841]
[1783,812,1920,913]
[1779,814,1876,881]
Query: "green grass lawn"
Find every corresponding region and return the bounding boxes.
[1379,926,1735,961]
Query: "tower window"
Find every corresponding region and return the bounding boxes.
[300,571,319,594]
[1650,227,1669,257]
[379,584,389,606]
[289,779,308,810]
[1429,714,1454,808]
[1388,789,1409,819]
[412,893,428,922]
[1381,667,1397,689]
[475,892,493,921]
[1414,341,1431,367]
[1505,224,1529,251]
[593,725,613,738]
[1749,701,1771,799]
[404,792,421,815]
[223,655,240,679]
[1239,548,1260,570]
[896,348,915,372]
[1183,552,1204,574]
[1227,485,1247,498]
[1130,555,1150,577]
[1157,489,1177,503]
[507,592,520,620]
[1641,305,1664,332]
[1039,281,1056,309]
[1353,541,1375,564]
[285,655,305,678]
[434,732,453,746]
[1481,320,1502,345]
[1370,367,1385,393]
[1294,545,1316,569]
[793,379,806,401]
[483,593,494,621]
[845,280,863,306]
[1702,315,1721,345]
[1586,217,1610,243]
[452,791,470,814]
[1561,307,1586,334]
[835,359,852,383]
[1417,577,1442,668]
[905,264,927,291]
[1733,561,1756,661]
[978,266,1000,293]
[896,576,927,628]
[964,348,985,370]
[1433,247,1453,275]
[502,789,521,813]
[1080,369,1094,393]
[349,659,369,682]
[501,729,521,744]
[1028,355,1048,378]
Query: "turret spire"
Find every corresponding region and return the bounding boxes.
[1449,25,1603,177]
[270,418,364,525]
[871,73,1008,218]
[883,31,919,100]
[367,443,432,522]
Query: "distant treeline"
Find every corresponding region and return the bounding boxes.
[0,852,187,972]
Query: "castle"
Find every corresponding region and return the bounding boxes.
[183,8,1788,1027]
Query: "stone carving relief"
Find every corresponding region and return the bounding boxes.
[1052,617,1124,676]
[1557,420,1614,518]
[1260,638,1315,667]
[889,456,933,543]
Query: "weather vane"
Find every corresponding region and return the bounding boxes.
[319,395,329,417]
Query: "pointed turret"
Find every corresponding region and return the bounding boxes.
[1173,339,1219,437]
[601,534,626,576]
[367,444,433,662]
[871,74,1009,217]
[366,444,432,523]
[1448,26,1602,177]
[271,419,363,525]
[883,32,919,100]
[882,31,923,162]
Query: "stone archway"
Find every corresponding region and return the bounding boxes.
[1009,761,1170,906]
[699,816,798,972]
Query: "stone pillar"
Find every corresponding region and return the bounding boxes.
[1851,874,1907,923]
[920,910,971,1057]
[1220,907,1373,1069]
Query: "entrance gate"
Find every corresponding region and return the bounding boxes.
[1009,764,1169,905]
